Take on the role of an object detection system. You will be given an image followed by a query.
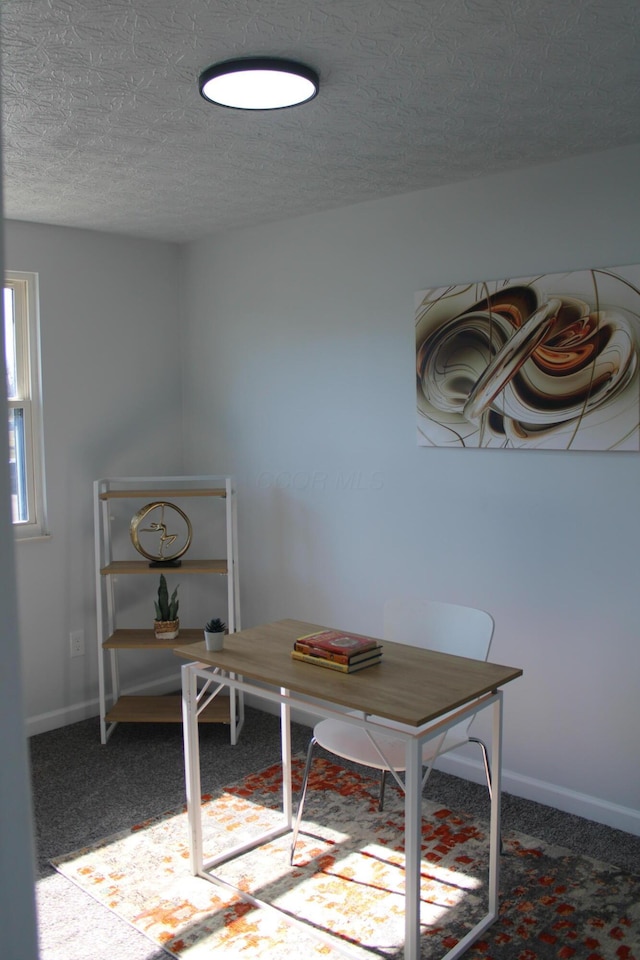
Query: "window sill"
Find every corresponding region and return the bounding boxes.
[13,529,52,543]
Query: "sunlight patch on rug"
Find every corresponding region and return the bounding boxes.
[52,758,640,959]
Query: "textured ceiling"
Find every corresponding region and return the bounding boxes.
[2,0,640,243]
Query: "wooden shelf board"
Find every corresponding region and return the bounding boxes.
[100,488,226,499]
[103,628,205,649]
[105,694,231,724]
[101,558,228,576]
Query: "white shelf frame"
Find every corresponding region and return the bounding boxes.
[93,474,244,744]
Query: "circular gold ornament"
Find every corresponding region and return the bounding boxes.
[129,501,192,564]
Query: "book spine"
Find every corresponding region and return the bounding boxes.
[292,650,351,671]
[295,642,381,665]
[291,650,381,672]
[295,642,351,664]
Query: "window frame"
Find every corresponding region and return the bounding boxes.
[4,271,48,540]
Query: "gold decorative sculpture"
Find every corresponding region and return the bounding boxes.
[130,501,192,565]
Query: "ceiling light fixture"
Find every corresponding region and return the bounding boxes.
[198,57,319,110]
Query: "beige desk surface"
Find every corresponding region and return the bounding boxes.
[175,619,522,728]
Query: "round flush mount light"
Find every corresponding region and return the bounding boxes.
[198,57,319,110]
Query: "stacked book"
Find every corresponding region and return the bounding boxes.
[292,629,383,673]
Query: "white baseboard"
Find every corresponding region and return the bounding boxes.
[25,674,181,737]
[27,697,99,737]
[27,689,640,838]
[434,751,640,838]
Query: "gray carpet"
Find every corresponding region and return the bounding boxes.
[30,707,640,960]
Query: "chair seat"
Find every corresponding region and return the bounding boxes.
[290,601,496,864]
[314,714,470,771]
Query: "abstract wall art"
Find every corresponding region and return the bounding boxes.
[415,264,640,451]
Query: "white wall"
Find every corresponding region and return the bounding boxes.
[6,146,640,837]
[0,218,39,960]
[5,221,183,732]
[181,144,640,834]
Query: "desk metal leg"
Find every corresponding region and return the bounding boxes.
[181,663,203,875]
[280,688,293,827]
[404,735,423,960]
[189,674,292,877]
[179,668,506,960]
[440,690,503,960]
[488,692,503,915]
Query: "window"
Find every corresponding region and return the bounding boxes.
[3,271,47,538]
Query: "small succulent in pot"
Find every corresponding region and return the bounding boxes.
[204,617,227,651]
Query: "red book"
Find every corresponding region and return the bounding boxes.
[294,641,382,665]
[296,629,380,658]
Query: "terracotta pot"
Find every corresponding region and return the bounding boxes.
[154,618,180,640]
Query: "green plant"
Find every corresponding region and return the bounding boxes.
[205,618,226,633]
[155,574,179,622]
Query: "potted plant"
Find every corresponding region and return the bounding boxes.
[154,573,180,640]
[204,617,227,651]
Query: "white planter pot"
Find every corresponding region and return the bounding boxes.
[204,631,225,652]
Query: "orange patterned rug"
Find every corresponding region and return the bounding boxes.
[52,757,639,959]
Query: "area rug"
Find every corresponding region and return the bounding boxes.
[52,758,640,959]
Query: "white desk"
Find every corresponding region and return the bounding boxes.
[175,618,522,960]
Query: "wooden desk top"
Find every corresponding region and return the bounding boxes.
[174,618,522,728]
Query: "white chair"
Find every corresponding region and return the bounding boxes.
[290,599,496,864]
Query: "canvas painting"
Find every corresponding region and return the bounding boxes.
[416,264,640,451]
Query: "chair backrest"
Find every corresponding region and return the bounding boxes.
[383,598,494,662]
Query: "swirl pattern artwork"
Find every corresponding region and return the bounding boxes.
[416,265,640,451]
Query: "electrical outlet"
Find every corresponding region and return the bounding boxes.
[70,630,85,658]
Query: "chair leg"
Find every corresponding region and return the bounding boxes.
[290,735,317,865]
[378,768,386,811]
[469,736,503,854]
[469,736,492,801]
